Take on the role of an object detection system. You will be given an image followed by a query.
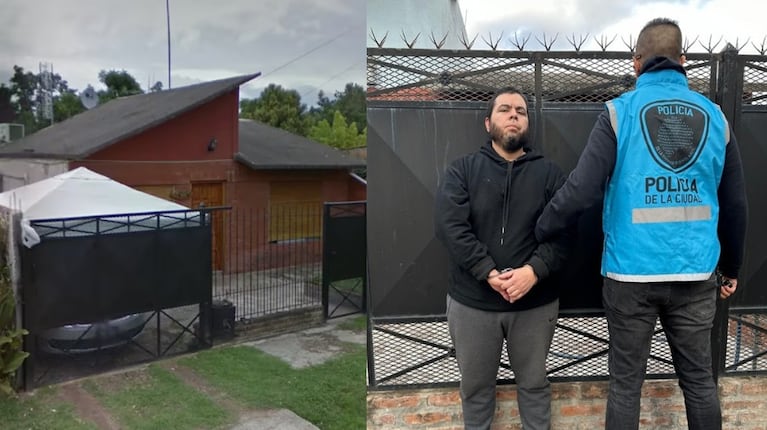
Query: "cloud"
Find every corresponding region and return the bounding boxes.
[458,0,766,52]
[0,0,364,106]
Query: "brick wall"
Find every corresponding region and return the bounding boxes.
[367,376,767,429]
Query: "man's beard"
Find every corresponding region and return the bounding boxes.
[490,122,529,153]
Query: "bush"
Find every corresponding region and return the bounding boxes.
[0,218,28,396]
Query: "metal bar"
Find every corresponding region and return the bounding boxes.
[375,352,454,385]
[545,349,610,375]
[555,322,610,345]
[725,349,767,371]
[373,325,453,352]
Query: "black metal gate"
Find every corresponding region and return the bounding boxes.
[322,201,367,319]
[21,210,213,389]
[367,46,767,387]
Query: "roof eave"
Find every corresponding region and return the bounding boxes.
[234,153,364,170]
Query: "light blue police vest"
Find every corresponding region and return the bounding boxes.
[603,69,728,282]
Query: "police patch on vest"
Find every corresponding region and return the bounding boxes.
[640,100,709,173]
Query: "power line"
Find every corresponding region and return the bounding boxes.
[300,62,363,100]
[260,24,362,79]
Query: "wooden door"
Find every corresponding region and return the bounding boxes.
[191,182,224,270]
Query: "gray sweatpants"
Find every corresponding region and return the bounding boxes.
[447,295,558,430]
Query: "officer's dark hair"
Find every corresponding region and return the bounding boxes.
[635,17,683,61]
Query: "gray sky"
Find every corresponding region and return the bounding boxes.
[368,0,765,53]
[0,0,365,106]
[461,0,765,53]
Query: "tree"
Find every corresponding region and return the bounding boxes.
[240,84,308,135]
[308,110,366,149]
[53,90,85,122]
[97,69,143,103]
[8,66,39,133]
[9,66,37,115]
[308,83,366,133]
[150,81,163,92]
[1,65,84,133]
[331,83,366,133]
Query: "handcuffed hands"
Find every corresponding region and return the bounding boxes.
[488,265,538,303]
[719,277,737,299]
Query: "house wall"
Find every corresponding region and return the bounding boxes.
[85,91,239,162]
[71,91,239,201]
[71,159,233,202]
[222,166,362,271]
[349,173,367,201]
[68,91,364,273]
[367,377,767,429]
[0,159,69,192]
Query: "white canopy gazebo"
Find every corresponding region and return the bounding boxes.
[0,167,191,247]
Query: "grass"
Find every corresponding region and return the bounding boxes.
[338,314,367,331]
[331,277,364,295]
[0,387,97,430]
[0,317,367,430]
[181,344,367,429]
[83,366,231,430]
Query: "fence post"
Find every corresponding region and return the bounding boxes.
[321,203,330,319]
[533,52,543,145]
[710,44,744,381]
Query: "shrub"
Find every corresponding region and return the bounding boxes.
[0,217,28,396]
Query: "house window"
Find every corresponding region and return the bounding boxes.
[269,181,322,242]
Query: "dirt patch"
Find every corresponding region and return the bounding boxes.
[85,367,155,394]
[57,382,120,430]
[158,360,245,416]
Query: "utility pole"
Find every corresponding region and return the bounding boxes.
[166,0,172,89]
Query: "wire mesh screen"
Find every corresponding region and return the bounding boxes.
[725,314,767,373]
[367,49,724,104]
[538,56,634,103]
[743,57,767,105]
[368,50,526,102]
[370,315,767,388]
[683,57,715,99]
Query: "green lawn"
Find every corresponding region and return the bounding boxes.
[0,316,367,430]
[0,387,97,430]
[83,366,231,430]
[181,344,366,429]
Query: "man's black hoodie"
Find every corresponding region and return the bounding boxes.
[435,141,569,311]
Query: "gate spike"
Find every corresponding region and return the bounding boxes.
[481,31,503,50]
[369,29,388,48]
[594,34,617,52]
[508,32,531,51]
[429,31,449,49]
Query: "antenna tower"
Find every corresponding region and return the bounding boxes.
[39,62,54,125]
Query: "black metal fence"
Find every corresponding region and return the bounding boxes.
[323,201,367,319]
[14,202,366,389]
[367,46,767,389]
[210,206,323,322]
[209,203,367,322]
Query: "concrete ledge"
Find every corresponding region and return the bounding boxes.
[232,307,325,343]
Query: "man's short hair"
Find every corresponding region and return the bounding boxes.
[486,86,528,119]
[635,17,683,61]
